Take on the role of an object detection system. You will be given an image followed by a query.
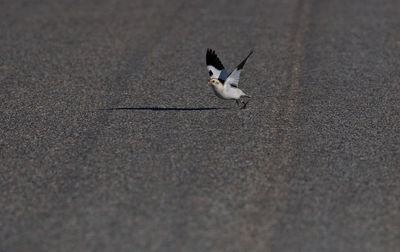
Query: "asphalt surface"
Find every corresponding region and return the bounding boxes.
[1,0,400,251]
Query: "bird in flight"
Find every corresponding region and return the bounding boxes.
[206,48,253,109]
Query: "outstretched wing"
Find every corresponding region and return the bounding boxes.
[225,51,253,88]
[206,49,229,83]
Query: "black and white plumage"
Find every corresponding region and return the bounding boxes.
[206,49,253,109]
[206,49,229,82]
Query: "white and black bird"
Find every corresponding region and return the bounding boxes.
[206,48,253,109]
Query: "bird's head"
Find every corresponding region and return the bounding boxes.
[208,78,222,86]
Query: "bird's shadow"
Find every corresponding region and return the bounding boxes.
[98,107,231,111]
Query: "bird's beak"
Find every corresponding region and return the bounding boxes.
[208,80,211,85]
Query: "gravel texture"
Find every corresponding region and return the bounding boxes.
[1,0,400,251]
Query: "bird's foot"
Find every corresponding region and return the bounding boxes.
[235,100,242,109]
[237,99,249,109]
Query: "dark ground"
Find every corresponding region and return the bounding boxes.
[1,0,400,251]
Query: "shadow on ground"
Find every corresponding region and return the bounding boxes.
[98,107,231,111]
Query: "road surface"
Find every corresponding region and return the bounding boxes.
[1,0,400,251]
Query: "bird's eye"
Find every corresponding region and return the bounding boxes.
[208,70,212,76]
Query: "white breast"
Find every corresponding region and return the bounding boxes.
[211,84,243,100]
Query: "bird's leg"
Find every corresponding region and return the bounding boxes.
[240,98,249,109]
[236,98,243,109]
[241,100,247,109]
[243,99,249,109]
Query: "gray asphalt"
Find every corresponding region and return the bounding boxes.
[1,0,400,251]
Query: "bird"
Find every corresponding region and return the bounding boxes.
[206,48,253,109]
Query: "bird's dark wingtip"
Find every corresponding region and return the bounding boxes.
[206,48,225,70]
[237,50,254,70]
